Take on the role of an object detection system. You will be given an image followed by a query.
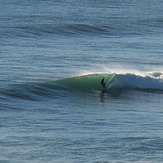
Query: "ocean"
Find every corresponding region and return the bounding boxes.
[0,0,163,162]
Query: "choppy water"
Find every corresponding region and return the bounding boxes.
[0,0,163,162]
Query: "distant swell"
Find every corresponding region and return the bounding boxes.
[1,23,119,38]
[2,19,161,38]
[1,72,163,100]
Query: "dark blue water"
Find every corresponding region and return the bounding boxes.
[0,0,163,162]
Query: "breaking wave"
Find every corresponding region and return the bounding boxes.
[55,72,163,91]
[1,72,163,100]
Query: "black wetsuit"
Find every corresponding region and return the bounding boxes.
[101,78,106,89]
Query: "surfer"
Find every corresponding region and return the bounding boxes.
[101,78,106,90]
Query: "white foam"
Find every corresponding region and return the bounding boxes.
[108,73,163,90]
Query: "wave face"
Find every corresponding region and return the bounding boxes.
[1,73,163,101]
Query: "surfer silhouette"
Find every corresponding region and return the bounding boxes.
[101,78,106,90]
